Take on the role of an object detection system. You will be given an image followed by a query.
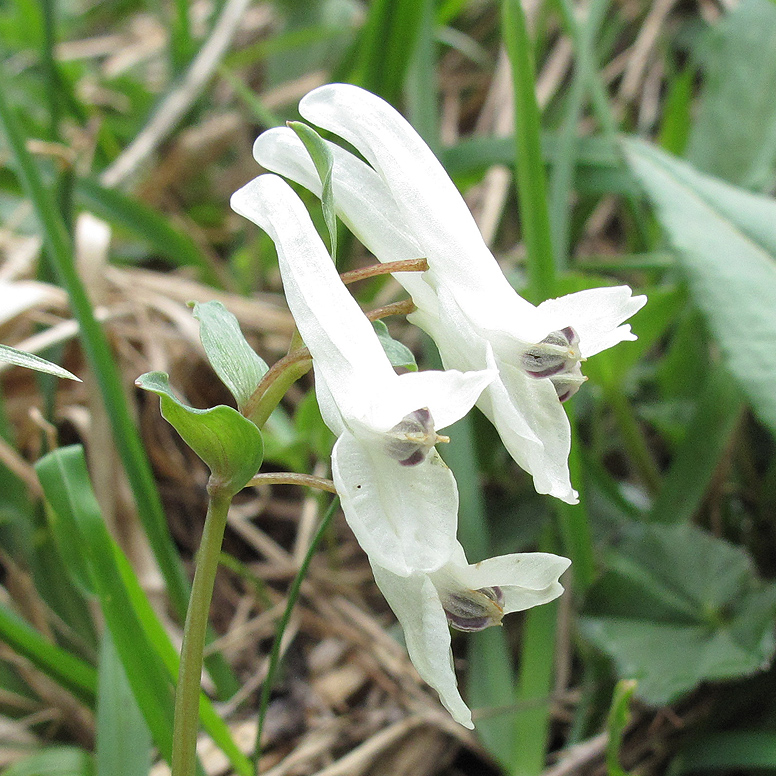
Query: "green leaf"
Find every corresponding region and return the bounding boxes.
[96,632,152,776]
[288,121,338,263]
[191,301,269,411]
[581,523,776,705]
[647,366,744,524]
[2,746,94,776]
[372,319,418,371]
[0,343,80,381]
[686,0,776,191]
[623,138,776,435]
[36,446,177,764]
[678,731,776,770]
[0,601,97,705]
[136,371,263,496]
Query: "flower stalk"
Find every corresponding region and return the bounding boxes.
[171,482,233,776]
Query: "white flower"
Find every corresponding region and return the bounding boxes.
[253,84,647,505]
[230,173,493,577]
[230,174,571,728]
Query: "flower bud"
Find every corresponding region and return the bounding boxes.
[383,407,449,466]
[521,326,581,379]
[441,586,505,632]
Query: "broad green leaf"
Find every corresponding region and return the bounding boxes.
[136,371,263,496]
[96,632,152,776]
[289,121,338,263]
[0,343,80,381]
[191,301,268,411]
[581,523,776,705]
[372,319,418,372]
[2,746,94,776]
[686,0,776,191]
[623,138,776,434]
[0,601,96,704]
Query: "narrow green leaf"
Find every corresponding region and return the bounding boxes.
[0,343,80,381]
[623,138,776,435]
[345,0,425,103]
[0,67,195,635]
[96,632,152,776]
[372,320,418,371]
[288,121,338,263]
[502,0,556,300]
[2,746,93,776]
[191,301,269,411]
[36,446,177,764]
[648,366,744,524]
[606,680,637,776]
[136,371,264,496]
[0,601,97,704]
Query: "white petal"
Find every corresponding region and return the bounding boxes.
[253,126,438,312]
[370,563,473,728]
[230,175,396,416]
[536,286,648,358]
[378,368,495,432]
[442,545,571,615]
[299,84,514,295]
[424,284,578,504]
[331,432,459,576]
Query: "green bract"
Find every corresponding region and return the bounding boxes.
[372,319,418,371]
[191,300,268,412]
[136,371,263,496]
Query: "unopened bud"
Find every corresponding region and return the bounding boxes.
[384,407,449,466]
[522,326,581,379]
[442,586,505,632]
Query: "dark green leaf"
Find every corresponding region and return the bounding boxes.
[582,523,776,705]
[136,372,263,496]
[191,301,268,411]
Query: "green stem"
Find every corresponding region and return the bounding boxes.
[501,0,556,301]
[172,485,233,776]
[253,497,339,767]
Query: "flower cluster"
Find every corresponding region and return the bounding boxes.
[232,84,644,727]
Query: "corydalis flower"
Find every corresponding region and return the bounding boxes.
[253,84,647,505]
[230,174,570,727]
[231,173,492,578]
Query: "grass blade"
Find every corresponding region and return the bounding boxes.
[501,0,555,300]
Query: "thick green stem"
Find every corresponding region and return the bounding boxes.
[171,485,232,776]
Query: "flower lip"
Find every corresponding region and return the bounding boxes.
[441,585,505,632]
[521,326,582,379]
[383,406,450,466]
